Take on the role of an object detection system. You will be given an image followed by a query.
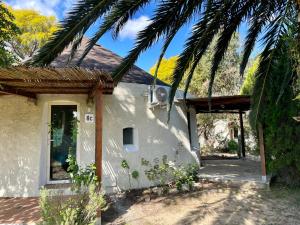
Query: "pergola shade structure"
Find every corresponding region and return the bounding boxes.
[0,66,114,101]
[183,95,251,158]
[184,95,251,114]
[0,66,115,182]
[183,95,267,182]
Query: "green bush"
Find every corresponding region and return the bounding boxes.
[249,24,300,186]
[66,155,98,190]
[39,184,105,225]
[39,155,106,225]
[131,170,139,180]
[141,156,199,191]
[227,140,239,153]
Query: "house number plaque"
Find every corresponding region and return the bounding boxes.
[85,113,94,123]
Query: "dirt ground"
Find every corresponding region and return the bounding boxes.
[102,182,300,225]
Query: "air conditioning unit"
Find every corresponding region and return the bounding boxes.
[148,85,169,107]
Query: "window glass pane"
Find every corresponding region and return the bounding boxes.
[123,128,133,145]
[50,105,77,180]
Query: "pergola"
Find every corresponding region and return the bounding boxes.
[0,66,115,182]
[184,95,267,182]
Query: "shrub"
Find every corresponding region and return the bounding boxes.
[39,155,106,225]
[227,140,239,153]
[131,170,139,180]
[173,167,194,191]
[142,156,199,191]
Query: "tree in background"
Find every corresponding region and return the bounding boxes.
[30,0,299,116]
[149,56,178,85]
[150,35,243,152]
[249,20,300,185]
[0,3,19,67]
[149,34,241,96]
[240,57,260,95]
[7,8,57,61]
[187,34,241,97]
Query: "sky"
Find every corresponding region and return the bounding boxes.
[4,0,260,72]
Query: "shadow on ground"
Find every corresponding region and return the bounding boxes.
[102,183,300,225]
[0,197,40,224]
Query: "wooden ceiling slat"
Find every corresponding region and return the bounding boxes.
[0,66,115,97]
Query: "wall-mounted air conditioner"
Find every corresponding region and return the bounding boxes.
[148,85,169,107]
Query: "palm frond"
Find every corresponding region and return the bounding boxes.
[112,0,202,82]
[240,2,276,75]
[31,0,118,66]
[169,0,229,109]
[76,0,151,66]
[153,0,203,85]
[208,0,257,100]
[111,0,151,39]
[68,31,85,64]
[252,0,295,124]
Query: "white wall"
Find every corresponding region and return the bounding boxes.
[0,83,199,197]
[0,96,42,197]
[0,94,94,197]
[102,83,198,192]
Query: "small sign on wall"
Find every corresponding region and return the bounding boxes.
[85,113,94,123]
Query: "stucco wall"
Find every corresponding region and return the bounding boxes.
[0,96,42,197]
[102,83,198,192]
[0,94,94,197]
[0,83,199,197]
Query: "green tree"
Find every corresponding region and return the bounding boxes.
[0,3,19,67]
[149,56,178,85]
[249,21,300,185]
[7,8,57,60]
[31,0,299,110]
[187,34,241,97]
[240,57,260,95]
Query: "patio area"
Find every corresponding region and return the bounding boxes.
[199,158,267,187]
[0,197,40,224]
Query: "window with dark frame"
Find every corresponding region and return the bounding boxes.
[123,127,134,145]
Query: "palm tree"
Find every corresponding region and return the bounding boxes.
[31,0,299,111]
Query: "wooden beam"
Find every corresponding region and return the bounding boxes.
[95,87,103,184]
[196,110,246,114]
[0,84,36,99]
[186,109,192,147]
[239,110,246,158]
[0,79,96,83]
[258,123,267,182]
[88,80,103,103]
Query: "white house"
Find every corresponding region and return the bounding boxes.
[0,39,200,197]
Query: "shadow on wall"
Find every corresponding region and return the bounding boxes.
[102,87,199,192]
[0,156,39,197]
[0,95,41,197]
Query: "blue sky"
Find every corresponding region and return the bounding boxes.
[4,0,260,72]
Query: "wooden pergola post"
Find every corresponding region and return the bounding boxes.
[258,123,267,182]
[239,110,246,158]
[95,88,103,183]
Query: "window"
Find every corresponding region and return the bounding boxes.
[123,127,134,145]
[123,127,138,152]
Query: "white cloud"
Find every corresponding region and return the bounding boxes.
[4,0,75,17]
[119,16,151,40]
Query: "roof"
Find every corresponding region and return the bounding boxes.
[0,66,114,100]
[184,95,251,113]
[51,37,167,86]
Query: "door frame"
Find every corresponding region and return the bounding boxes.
[46,101,81,184]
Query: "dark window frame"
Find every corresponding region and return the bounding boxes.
[123,127,134,145]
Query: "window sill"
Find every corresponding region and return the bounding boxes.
[44,183,72,190]
[123,145,138,152]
